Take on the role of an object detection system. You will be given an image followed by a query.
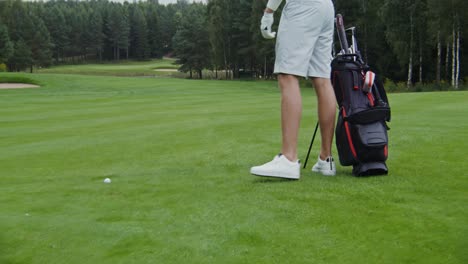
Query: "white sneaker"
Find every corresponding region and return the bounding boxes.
[312,156,336,176]
[250,154,300,180]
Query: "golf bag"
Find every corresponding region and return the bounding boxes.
[332,15,391,176]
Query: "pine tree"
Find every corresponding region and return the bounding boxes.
[8,38,32,72]
[0,23,13,64]
[5,0,29,42]
[173,4,211,79]
[225,0,240,78]
[0,0,14,25]
[119,6,131,60]
[29,15,53,71]
[235,0,255,76]
[43,5,69,62]
[207,0,225,77]
[158,5,177,56]
[106,3,130,60]
[145,3,163,58]
[130,5,150,60]
[3,1,51,71]
[87,9,105,61]
[65,3,86,60]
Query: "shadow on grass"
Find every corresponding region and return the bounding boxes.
[251,177,298,184]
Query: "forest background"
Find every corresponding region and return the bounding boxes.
[0,0,466,90]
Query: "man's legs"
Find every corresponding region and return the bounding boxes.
[249,73,301,179]
[312,77,336,160]
[250,75,336,179]
[278,74,302,162]
[278,75,336,162]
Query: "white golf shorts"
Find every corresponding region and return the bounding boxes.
[274,0,335,78]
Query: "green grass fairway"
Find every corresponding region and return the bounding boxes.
[1,73,467,263]
[37,58,181,77]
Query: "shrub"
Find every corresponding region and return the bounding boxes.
[383,78,397,92]
[0,75,39,85]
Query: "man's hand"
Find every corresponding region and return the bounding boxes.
[260,12,276,39]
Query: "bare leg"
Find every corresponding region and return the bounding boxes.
[311,77,336,160]
[278,74,302,162]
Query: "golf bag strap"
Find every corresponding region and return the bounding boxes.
[342,107,358,160]
[352,71,359,90]
[373,79,389,104]
[372,81,391,122]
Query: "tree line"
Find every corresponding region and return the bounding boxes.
[0,0,466,88]
[0,0,176,70]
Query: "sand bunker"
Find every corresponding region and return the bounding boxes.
[153,69,178,72]
[0,83,40,89]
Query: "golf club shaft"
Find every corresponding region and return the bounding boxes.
[303,122,319,169]
[336,14,349,54]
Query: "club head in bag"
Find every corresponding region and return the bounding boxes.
[363,71,375,93]
[347,27,357,54]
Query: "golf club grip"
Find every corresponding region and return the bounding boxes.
[336,14,349,54]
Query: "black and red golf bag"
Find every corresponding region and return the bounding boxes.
[332,55,391,176]
[331,15,391,176]
[302,15,391,176]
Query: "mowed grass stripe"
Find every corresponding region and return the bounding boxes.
[37,59,180,77]
[0,73,467,263]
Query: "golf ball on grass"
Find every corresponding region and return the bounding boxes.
[104,178,111,184]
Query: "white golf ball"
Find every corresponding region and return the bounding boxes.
[104,178,111,183]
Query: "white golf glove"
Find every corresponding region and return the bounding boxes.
[260,12,276,39]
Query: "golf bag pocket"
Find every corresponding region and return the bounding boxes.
[336,113,388,166]
[346,107,391,124]
[350,121,388,163]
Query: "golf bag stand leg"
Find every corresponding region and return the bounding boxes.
[303,122,319,169]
